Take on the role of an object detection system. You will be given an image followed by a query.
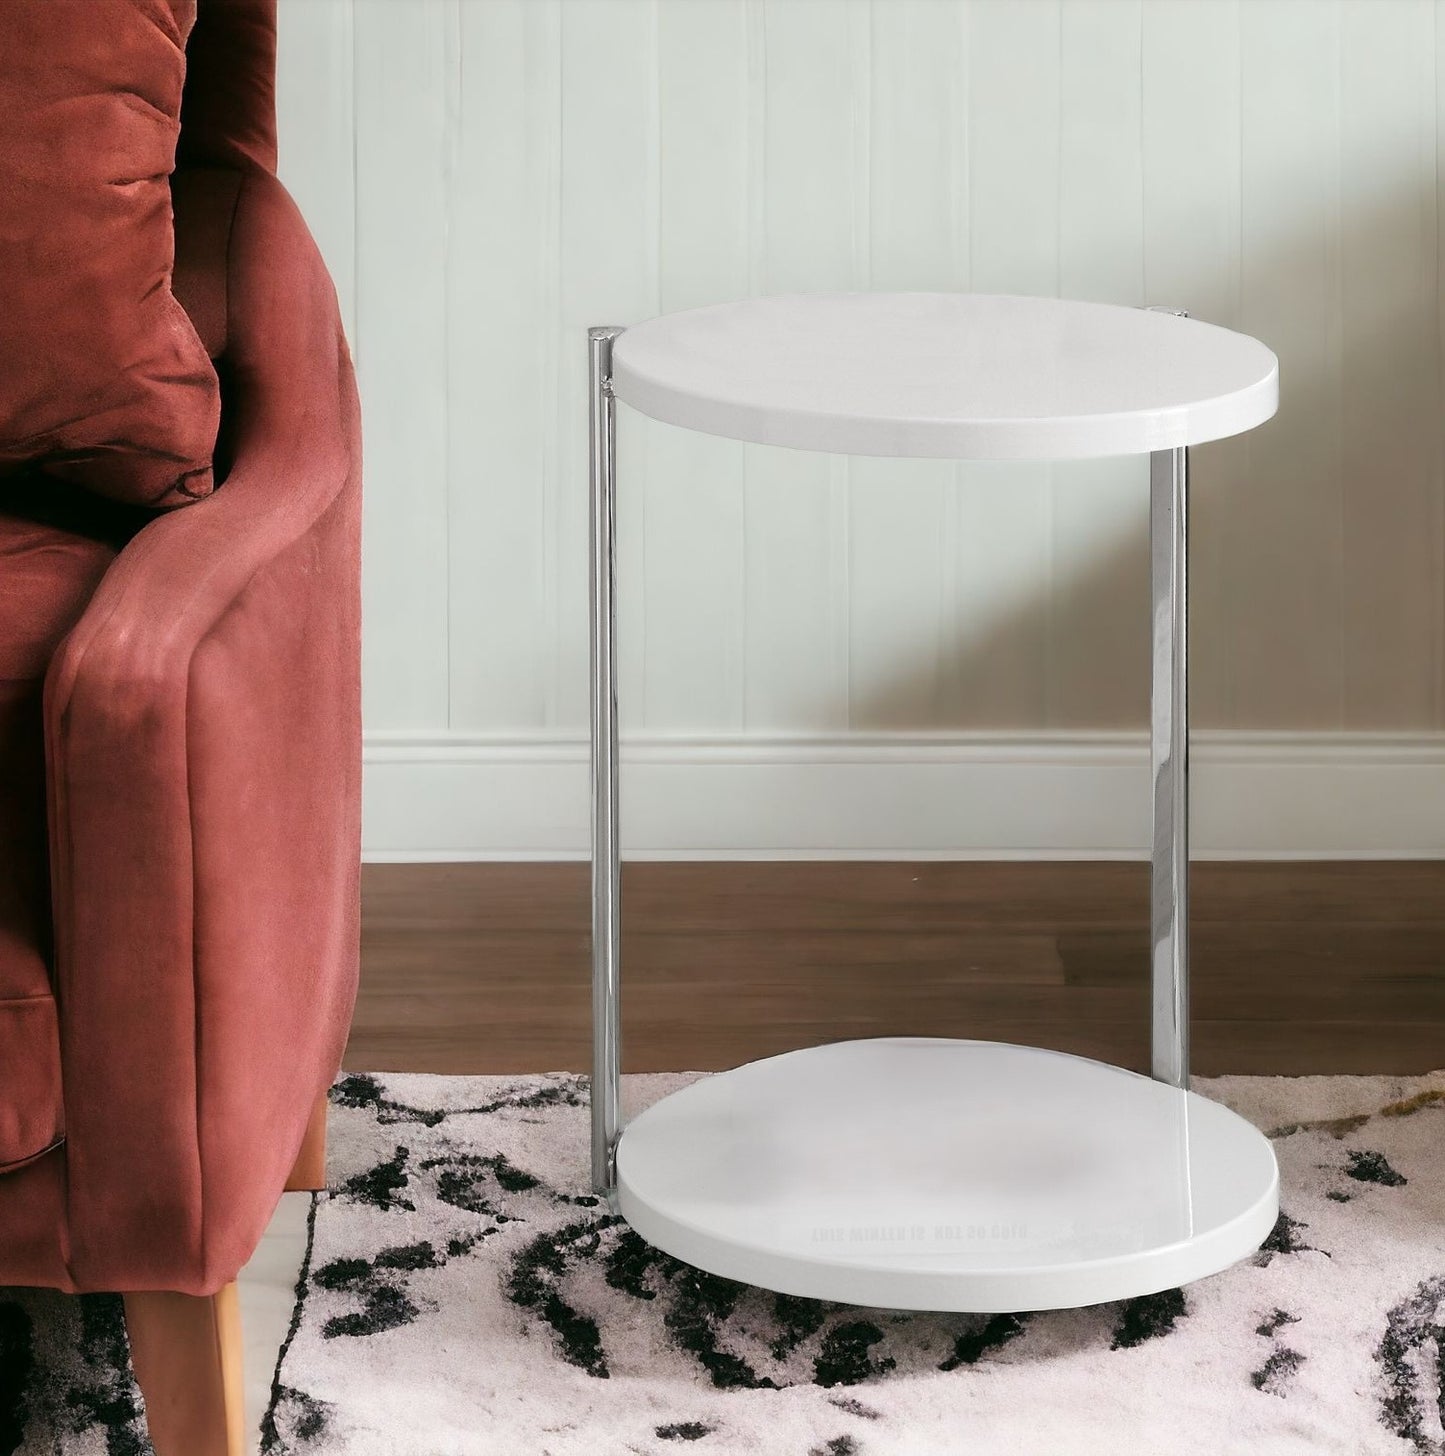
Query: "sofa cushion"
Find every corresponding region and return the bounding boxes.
[0,0,220,509]
[0,512,120,682]
[0,511,116,1170]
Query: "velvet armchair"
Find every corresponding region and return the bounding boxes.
[0,3,361,1451]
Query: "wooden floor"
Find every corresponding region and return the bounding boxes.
[351,861,1445,1077]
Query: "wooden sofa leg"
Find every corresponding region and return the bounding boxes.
[124,1283,245,1456]
[285,1092,329,1192]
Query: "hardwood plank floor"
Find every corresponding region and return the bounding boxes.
[350,862,1445,1077]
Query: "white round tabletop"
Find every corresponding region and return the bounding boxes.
[610,292,1278,461]
[616,1038,1279,1312]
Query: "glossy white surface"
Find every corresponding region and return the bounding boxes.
[611,293,1278,460]
[616,1038,1279,1312]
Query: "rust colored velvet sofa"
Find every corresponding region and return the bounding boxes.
[0,3,360,1449]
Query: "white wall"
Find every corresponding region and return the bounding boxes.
[277,0,1445,859]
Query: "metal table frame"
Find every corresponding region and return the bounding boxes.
[585,322,1190,1203]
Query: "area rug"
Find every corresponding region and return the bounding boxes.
[6,1067,1445,1455]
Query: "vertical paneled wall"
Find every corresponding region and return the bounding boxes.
[277,0,1445,751]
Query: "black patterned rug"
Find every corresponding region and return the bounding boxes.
[6,1067,1445,1455]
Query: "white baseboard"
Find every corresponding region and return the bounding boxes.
[361,730,1445,861]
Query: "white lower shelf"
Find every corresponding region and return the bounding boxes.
[615,1037,1279,1313]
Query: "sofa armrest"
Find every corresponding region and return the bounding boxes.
[44,169,361,1293]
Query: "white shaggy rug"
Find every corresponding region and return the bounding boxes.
[5,1066,1445,1454]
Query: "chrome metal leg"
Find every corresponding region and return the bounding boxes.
[589,326,625,1200]
[1149,446,1189,1088]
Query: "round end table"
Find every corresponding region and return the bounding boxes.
[585,292,1280,1313]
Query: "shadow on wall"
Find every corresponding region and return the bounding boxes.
[849,181,1444,737]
